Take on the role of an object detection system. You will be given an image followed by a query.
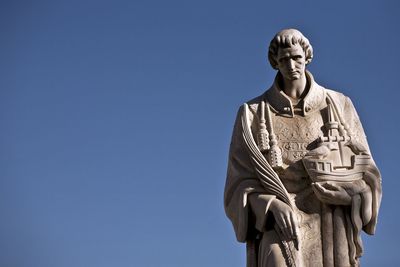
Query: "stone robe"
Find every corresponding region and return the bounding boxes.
[224,71,381,267]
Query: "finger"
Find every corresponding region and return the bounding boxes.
[290,212,298,241]
[314,188,335,203]
[283,215,293,240]
[314,182,326,193]
[313,183,336,204]
[323,182,340,191]
[322,189,336,198]
[284,212,294,240]
[312,184,326,199]
[312,183,322,194]
[274,212,283,228]
[278,214,290,243]
[317,184,336,198]
[290,213,300,250]
[316,184,332,198]
[279,215,291,241]
[274,216,284,235]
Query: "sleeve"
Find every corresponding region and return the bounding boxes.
[342,96,382,235]
[343,97,371,154]
[224,106,276,242]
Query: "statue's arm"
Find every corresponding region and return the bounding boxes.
[224,106,276,241]
[343,96,382,234]
[311,94,381,233]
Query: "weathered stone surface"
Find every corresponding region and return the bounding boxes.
[224,29,382,267]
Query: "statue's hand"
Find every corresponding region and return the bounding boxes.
[269,199,298,241]
[312,181,351,205]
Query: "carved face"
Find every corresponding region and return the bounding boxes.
[276,43,306,80]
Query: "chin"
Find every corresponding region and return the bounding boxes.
[288,74,301,80]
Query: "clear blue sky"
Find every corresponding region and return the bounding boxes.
[0,0,399,266]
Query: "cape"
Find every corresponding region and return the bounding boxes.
[224,71,382,267]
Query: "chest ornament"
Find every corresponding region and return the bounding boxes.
[257,100,283,170]
[302,94,372,184]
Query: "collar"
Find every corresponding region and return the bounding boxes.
[264,70,326,117]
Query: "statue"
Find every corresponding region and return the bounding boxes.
[224,29,382,267]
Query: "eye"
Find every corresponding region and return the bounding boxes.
[279,57,289,63]
[293,55,303,61]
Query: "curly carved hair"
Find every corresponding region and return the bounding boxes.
[268,29,313,70]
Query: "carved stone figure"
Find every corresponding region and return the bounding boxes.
[224,29,382,267]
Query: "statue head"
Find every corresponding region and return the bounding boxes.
[268,29,313,70]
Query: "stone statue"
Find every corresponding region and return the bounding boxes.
[224,29,382,267]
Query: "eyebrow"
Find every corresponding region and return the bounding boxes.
[278,53,303,60]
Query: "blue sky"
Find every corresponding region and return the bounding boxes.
[0,0,399,266]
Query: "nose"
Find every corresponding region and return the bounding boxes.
[288,59,295,70]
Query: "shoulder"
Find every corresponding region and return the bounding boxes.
[324,87,353,112]
[246,93,264,109]
[234,93,264,116]
[325,88,347,101]
[231,93,265,129]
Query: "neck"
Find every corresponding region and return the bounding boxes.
[281,73,307,99]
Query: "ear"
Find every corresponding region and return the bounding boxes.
[268,53,280,70]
